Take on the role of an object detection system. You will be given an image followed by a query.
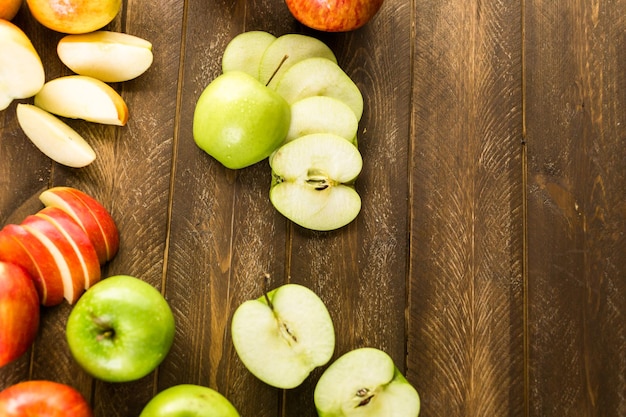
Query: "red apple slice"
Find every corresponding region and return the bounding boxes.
[36,207,101,290]
[0,224,64,306]
[21,215,83,304]
[39,187,119,264]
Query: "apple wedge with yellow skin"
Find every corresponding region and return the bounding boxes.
[0,20,45,110]
[222,30,276,78]
[16,104,96,168]
[34,75,128,126]
[270,133,362,231]
[0,224,65,306]
[21,214,86,304]
[39,187,120,264]
[57,31,154,82]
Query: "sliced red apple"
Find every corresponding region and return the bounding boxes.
[0,224,64,306]
[34,75,129,126]
[16,104,97,168]
[36,207,101,290]
[21,214,84,304]
[39,187,119,264]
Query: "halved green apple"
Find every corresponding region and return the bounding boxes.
[231,283,335,389]
[258,33,337,87]
[314,348,421,417]
[270,133,362,231]
[221,30,276,78]
[286,95,359,144]
[274,57,363,120]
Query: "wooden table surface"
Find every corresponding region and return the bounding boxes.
[1,1,625,416]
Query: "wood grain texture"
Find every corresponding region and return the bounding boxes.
[525,1,626,416]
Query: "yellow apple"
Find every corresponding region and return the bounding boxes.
[0,19,45,110]
[0,0,22,20]
[34,75,129,126]
[25,0,122,34]
[57,31,153,82]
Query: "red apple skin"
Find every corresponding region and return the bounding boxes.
[0,262,40,368]
[0,224,64,306]
[39,187,119,264]
[285,0,384,32]
[0,380,93,417]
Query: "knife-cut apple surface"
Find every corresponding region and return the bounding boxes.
[222,30,276,78]
[34,75,128,126]
[57,31,154,82]
[286,96,359,144]
[270,133,362,231]
[16,104,96,168]
[0,19,45,110]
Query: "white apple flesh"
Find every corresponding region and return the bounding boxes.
[221,30,276,78]
[275,57,364,121]
[57,31,154,82]
[270,133,362,231]
[286,95,359,144]
[231,283,335,389]
[16,104,96,168]
[314,347,421,417]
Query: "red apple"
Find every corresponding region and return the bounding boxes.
[0,262,39,367]
[35,207,101,289]
[0,380,92,417]
[21,214,85,304]
[285,0,384,32]
[39,187,119,264]
[0,224,64,306]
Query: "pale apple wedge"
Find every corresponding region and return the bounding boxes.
[34,75,128,126]
[275,57,364,121]
[39,186,120,264]
[258,33,337,87]
[222,30,276,78]
[57,31,154,82]
[270,133,362,231]
[21,214,85,304]
[36,207,101,289]
[286,96,359,144]
[16,104,96,168]
[0,20,45,110]
[0,224,65,306]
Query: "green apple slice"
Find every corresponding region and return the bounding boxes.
[286,96,359,144]
[270,133,362,231]
[275,57,363,121]
[258,33,337,88]
[16,104,96,168]
[222,31,276,78]
[314,348,421,417]
[231,283,335,389]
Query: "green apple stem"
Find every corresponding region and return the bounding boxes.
[262,273,298,345]
[262,273,274,310]
[265,54,289,87]
[92,315,115,342]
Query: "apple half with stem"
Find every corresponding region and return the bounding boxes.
[139,384,240,417]
[314,347,421,417]
[270,133,362,231]
[0,380,93,417]
[231,282,335,389]
[16,104,96,168]
[39,186,120,264]
[286,95,359,144]
[57,31,154,82]
[275,57,363,121]
[0,19,45,110]
[258,33,337,87]
[34,75,129,126]
[0,262,40,368]
[222,30,276,78]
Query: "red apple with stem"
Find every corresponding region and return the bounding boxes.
[0,380,93,417]
[0,262,40,367]
[285,0,384,32]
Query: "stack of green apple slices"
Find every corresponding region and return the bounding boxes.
[218,31,365,231]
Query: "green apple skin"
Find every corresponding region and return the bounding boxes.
[193,71,291,169]
[66,275,175,383]
[139,384,240,417]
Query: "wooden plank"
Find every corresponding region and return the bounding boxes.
[525,1,626,416]
[408,1,525,416]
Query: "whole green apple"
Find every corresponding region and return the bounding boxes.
[66,275,175,383]
[193,71,291,169]
[139,384,240,417]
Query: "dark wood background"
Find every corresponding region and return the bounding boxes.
[1,0,625,416]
